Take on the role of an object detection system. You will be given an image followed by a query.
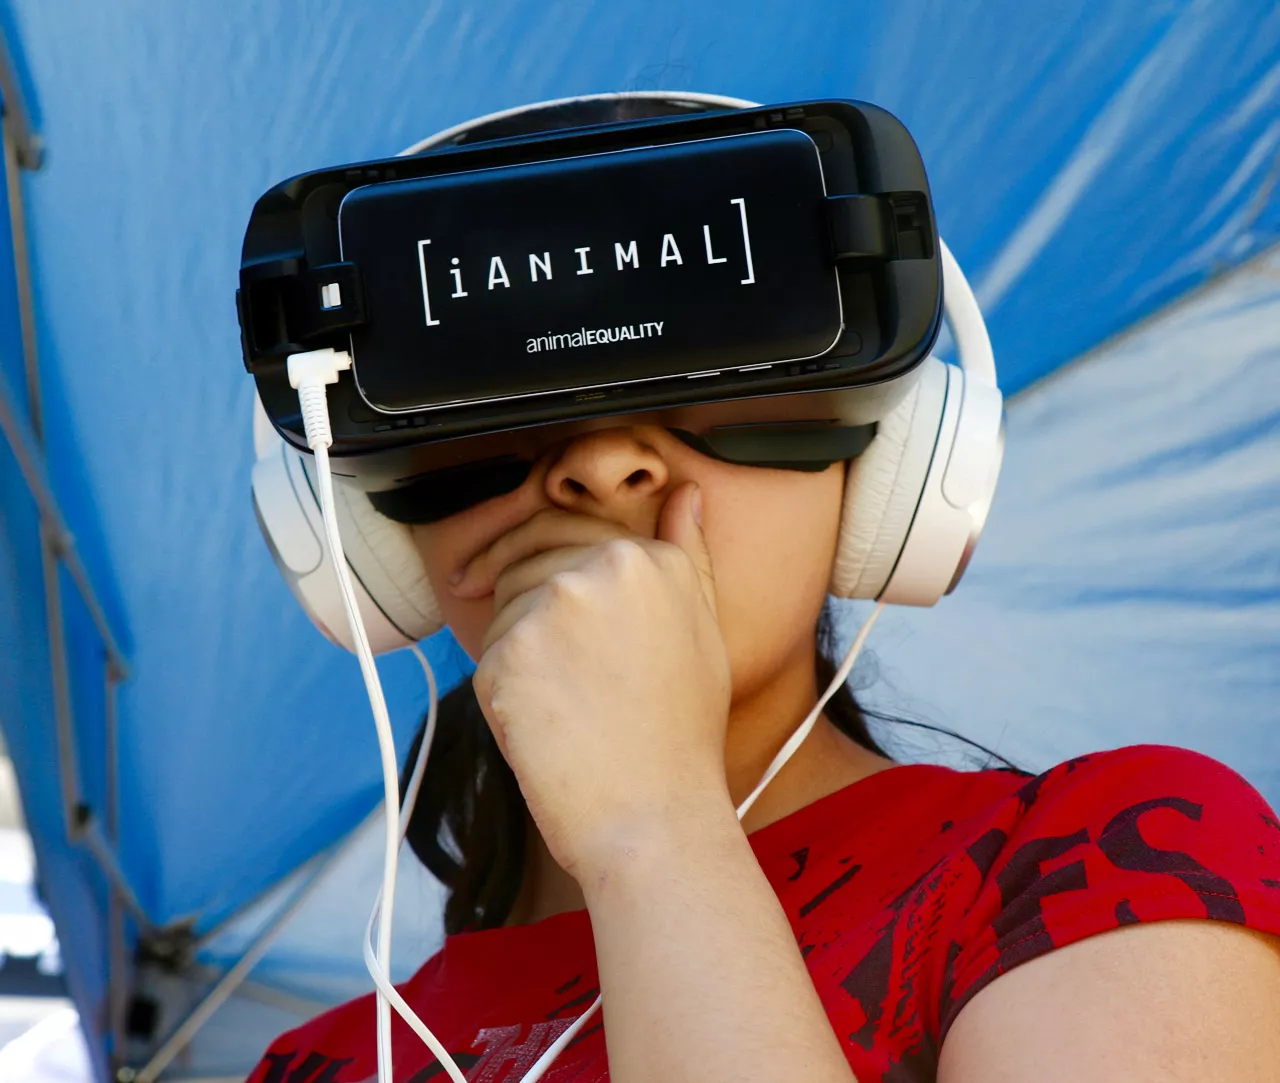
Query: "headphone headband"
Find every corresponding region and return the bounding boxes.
[938,239,996,388]
[399,91,762,156]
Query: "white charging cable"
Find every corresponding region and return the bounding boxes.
[360,642,470,1082]
[366,593,885,1083]
[288,348,432,1083]
[289,346,886,1083]
[736,601,885,820]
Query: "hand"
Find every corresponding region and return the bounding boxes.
[459,483,733,884]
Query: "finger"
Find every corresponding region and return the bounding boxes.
[451,508,629,597]
[492,545,594,615]
[656,481,717,616]
[470,650,510,760]
[480,580,549,656]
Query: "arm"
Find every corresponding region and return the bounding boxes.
[582,792,854,1083]
[939,920,1280,1083]
[463,487,854,1083]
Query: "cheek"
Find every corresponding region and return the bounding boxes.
[414,505,523,661]
[702,465,844,692]
[413,460,561,661]
[415,525,493,661]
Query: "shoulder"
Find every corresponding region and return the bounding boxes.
[973,744,1279,874]
[940,744,1280,1037]
[1016,742,1273,815]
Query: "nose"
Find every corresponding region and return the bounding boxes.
[544,428,670,526]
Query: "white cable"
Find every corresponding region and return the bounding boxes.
[510,600,891,1081]
[361,601,886,1083]
[359,642,473,1083]
[290,347,886,1083]
[288,349,454,1083]
[358,543,882,1083]
[360,672,592,1083]
[736,601,886,821]
[404,643,438,824]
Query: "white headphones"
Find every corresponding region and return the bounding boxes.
[250,94,1004,655]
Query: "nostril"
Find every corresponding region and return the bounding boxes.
[563,478,589,496]
[624,469,649,488]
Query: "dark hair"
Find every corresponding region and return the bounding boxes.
[401,601,1019,935]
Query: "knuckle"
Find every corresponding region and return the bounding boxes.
[600,537,647,572]
[546,569,586,602]
[485,681,513,723]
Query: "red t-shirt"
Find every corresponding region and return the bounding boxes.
[249,745,1280,1083]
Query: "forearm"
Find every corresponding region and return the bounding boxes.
[581,791,854,1083]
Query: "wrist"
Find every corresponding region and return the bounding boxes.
[574,784,744,902]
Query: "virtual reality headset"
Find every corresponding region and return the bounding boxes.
[242,92,1004,650]
[239,97,947,492]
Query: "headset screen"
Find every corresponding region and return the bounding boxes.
[339,129,844,414]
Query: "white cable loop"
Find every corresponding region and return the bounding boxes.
[309,440,402,1082]
[291,349,887,1083]
[359,642,472,1083]
[291,349,413,1083]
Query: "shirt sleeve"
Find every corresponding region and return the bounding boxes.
[938,744,1280,1040]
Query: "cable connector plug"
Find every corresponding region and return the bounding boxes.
[287,347,351,452]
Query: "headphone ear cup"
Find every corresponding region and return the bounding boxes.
[830,358,949,600]
[323,465,445,643]
[251,430,444,654]
[880,364,1003,606]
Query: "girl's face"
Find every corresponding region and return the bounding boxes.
[413,425,845,704]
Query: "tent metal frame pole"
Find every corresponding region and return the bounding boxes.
[188,823,353,953]
[0,123,150,919]
[37,515,85,838]
[0,338,153,926]
[0,353,131,681]
[105,669,130,1070]
[2,109,42,438]
[76,809,153,929]
[0,52,164,1077]
[0,29,40,170]
[185,964,330,1020]
[124,827,357,1083]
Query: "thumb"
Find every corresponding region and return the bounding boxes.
[657,482,717,615]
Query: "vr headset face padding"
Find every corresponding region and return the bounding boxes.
[314,362,956,654]
[255,353,981,654]
[256,363,963,656]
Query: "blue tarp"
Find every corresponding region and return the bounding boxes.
[0,2,1276,1077]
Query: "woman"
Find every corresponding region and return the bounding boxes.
[251,417,1280,1083]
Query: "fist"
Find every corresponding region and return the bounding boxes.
[461,483,732,882]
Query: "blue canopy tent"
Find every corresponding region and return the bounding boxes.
[0,2,1275,1079]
